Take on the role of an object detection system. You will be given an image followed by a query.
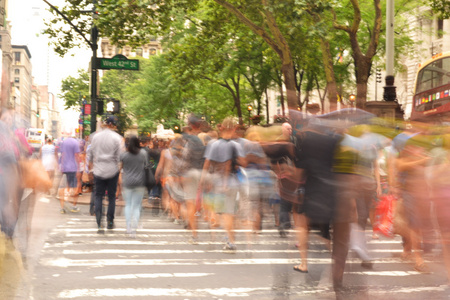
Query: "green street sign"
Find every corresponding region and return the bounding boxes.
[83,120,91,125]
[96,57,139,70]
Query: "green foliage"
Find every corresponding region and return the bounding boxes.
[47,0,429,120]
[60,69,90,109]
[431,0,450,19]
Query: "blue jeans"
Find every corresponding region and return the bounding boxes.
[94,173,119,227]
[123,186,146,231]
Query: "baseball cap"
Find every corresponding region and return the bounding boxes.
[105,115,118,126]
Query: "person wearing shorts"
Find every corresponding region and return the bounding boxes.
[200,117,246,252]
[60,136,81,213]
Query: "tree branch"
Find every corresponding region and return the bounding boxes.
[42,0,93,49]
[213,0,283,56]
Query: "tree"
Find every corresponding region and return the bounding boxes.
[127,54,231,131]
[60,69,90,109]
[431,0,450,18]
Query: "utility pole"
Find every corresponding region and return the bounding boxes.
[383,0,397,102]
[90,1,99,133]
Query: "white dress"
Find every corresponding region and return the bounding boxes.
[41,144,57,171]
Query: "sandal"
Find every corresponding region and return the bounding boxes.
[293,265,308,273]
[414,263,431,274]
[400,252,413,261]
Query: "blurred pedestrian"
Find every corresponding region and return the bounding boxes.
[59,135,81,213]
[39,138,58,194]
[181,115,206,244]
[200,117,246,252]
[88,116,123,232]
[120,136,147,237]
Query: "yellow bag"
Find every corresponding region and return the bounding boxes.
[19,159,52,192]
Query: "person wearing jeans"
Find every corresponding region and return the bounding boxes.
[88,116,123,232]
[120,136,147,236]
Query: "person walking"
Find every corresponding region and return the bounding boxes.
[180,115,206,244]
[200,117,246,252]
[39,138,58,194]
[59,135,81,213]
[120,136,147,237]
[88,116,123,232]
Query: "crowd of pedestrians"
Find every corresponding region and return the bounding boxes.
[3,108,450,297]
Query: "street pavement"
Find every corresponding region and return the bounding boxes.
[10,192,450,300]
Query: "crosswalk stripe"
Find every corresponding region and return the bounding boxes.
[58,287,274,298]
[41,257,432,268]
[44,239,401,247]
[56,285,447,299]
[94,273,214,279]
[62,248,403,255]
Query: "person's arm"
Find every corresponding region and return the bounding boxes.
[199,158,211,188]
[75,152,80,167]
[374,158,382,196]
[155,149,166,182]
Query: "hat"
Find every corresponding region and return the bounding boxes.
[105,115,118,126]
[187,114,202,128]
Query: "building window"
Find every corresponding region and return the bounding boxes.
[115,47,122,55]
[14,69,20,75]
[136,48,143,57]
[437,18,444,39]
[14,52,21,64]
[149,48,156,56]
[14,77,19,83]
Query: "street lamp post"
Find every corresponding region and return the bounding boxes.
[247,104,253,126]
[349,94,356,107]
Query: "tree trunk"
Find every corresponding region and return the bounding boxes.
[279,84,285,116]
[354,56,371,109]
[319,38,338,112]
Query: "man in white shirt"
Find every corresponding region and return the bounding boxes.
[88,116,123,232]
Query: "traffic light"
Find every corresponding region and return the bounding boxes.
[376,69,382,83]
[36,110,40,118]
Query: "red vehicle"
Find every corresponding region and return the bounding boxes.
[410,51,450,121]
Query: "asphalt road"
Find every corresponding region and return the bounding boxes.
[7,192,450,300]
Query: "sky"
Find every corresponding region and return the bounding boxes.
[8,0,92,133]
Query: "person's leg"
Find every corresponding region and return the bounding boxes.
[351,192,372,263]
[186,201,197,237]
[90,181,96,216]
[130,187,145,231]
[94,176,107,228]
[293,212,308,272]
[223,213,235,244]
[332,174,357,291]
[106,173,119,227]
[332,221,351,290]
[66,172,79,210]
[76,171,82,195]
[123,187,132,232]
[279,198,292,237]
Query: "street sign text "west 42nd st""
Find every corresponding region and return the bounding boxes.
[95,57,139,71]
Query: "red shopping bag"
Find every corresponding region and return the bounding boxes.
[373,194,396,238]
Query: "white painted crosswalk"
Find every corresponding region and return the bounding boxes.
[32,213,450,299]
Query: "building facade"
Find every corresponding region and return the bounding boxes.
[100,37,163,59]
[11,45,32,128]
[366,9,450,118]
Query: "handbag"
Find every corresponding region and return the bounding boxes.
[373,193,396,238]
[19,159,52,192]
[144,163,156,191]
